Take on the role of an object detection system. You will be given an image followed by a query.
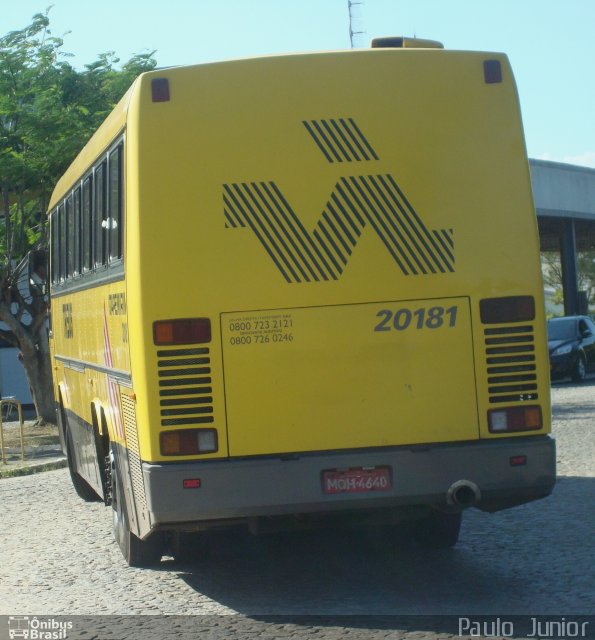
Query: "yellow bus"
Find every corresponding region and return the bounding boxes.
[48,37,556,566]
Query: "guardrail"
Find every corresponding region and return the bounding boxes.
[0,398,25,463]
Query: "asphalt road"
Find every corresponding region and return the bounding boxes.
[1,379,593,638]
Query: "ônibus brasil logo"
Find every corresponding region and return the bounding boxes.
[8,617,73,640]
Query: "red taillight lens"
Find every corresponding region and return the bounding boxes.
[488,406,542,433]
[153,318,211,345]
[480,296,535,324]
[160,429,218,456]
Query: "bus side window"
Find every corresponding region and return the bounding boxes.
[73,186,82,277]
[108,142,123,262]
[66,194,74,278]
[94,160,108,267]
[49,212,54,284]
[58,203,66,282]
[50,210,58,284]
[82,175,93,272]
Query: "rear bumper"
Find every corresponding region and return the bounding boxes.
[143,436,556,528]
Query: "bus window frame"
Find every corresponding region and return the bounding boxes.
[82,173,93,273]
[108,142,123,264]
[48,134,125,295]
[73,186,82,278]
[58,202,66,283]
[50,211,58,285]
[66,193,75,278]
[93,157,108,270]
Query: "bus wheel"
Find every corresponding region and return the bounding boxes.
[414,510,462,549]
[111,451,163,567]
[63,410,100,502]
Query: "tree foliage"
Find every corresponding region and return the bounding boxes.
[0,11,156,421]
[542,251,595,310]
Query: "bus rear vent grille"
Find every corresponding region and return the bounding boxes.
[157,348,214,426]
[484,325,538,404]
[120,392,147,512]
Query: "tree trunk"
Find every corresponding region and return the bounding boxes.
[19,329,56,424]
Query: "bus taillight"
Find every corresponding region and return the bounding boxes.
[479,296,535,324]
[153,318,211,345]
[488,406,542,433]
[160,429,218,455]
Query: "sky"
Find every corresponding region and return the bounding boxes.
[3,0,595,168]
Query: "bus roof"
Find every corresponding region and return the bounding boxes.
[48,80,136,211]
[47,45,505,213]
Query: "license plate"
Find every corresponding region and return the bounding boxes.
[322,466,392,495]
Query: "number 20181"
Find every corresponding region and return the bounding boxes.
[374,306,458,332]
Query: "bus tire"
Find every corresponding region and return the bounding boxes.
[414,510,462,549]
[62,406,101,502]
[111,450,163,567]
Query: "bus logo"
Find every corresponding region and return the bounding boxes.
[8,617,30,639]
[8,617,72,639]
[223,120,454,283]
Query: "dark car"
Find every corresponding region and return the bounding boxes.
[547,315,595,382]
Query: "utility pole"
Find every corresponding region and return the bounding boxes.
[348,0,365,48]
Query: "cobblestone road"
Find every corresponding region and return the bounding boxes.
[1,380,593,638]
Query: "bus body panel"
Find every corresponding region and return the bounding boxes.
[51,280,129,444]
[128,51,549,462]
[221,297,478,456]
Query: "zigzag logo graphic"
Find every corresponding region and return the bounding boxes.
[224,120,454,282]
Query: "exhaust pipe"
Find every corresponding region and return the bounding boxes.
[447,480,481,508]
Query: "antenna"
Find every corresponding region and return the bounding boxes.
[348,0,365,48]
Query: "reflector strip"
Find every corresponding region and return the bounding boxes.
[183,479,202,489]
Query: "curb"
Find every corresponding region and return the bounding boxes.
[3,445,62,456]
[0,458,68,479]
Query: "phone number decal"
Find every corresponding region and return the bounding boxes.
[374,305,458,332]
[228,314,294,346]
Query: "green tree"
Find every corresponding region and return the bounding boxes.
[542,251,595,312]
[0,11,156,422]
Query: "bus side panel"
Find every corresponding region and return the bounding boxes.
[65,407,104,498]
[119,389,153,538]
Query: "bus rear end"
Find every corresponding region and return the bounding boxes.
[121,40,555,560]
